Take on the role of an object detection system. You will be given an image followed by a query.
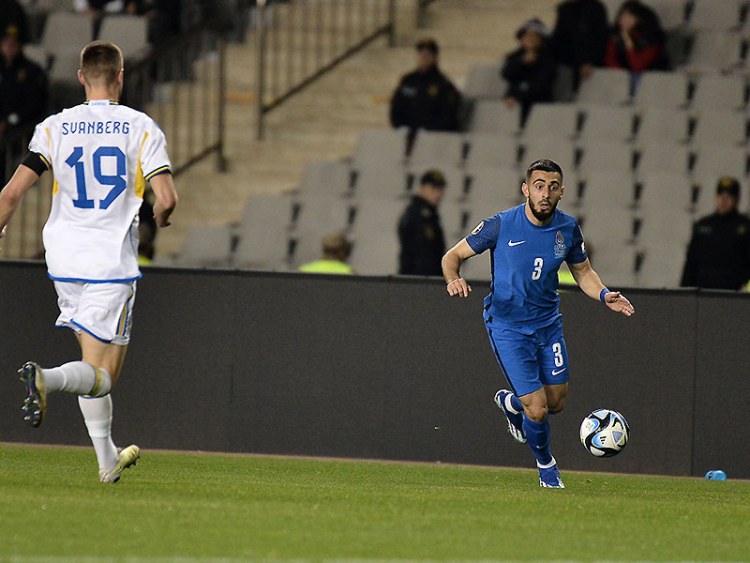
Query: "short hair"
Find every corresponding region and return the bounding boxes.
[526,159,563,182]
[80,41,123,85]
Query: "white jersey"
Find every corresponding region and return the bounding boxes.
[29,100,171,282]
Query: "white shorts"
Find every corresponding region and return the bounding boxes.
[54,281,137,345]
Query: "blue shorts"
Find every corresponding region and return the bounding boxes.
[484,317,570,397]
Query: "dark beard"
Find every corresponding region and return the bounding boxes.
[530,200,556,222]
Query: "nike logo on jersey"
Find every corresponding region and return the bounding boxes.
[552,367,567,376]
[507,240,526,247]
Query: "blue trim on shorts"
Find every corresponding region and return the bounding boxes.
[69,319,112,344]
[48,274,142,284]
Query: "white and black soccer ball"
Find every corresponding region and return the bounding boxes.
[579,408,630,458]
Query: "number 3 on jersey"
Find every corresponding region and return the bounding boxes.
[66,146,127,210]
[532,257,544,280]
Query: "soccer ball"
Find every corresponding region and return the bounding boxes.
[579,408,630,458]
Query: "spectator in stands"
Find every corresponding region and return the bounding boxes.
[681,177,750,290]
[299,232,355,275]
[0,0,30,45]
[604,0,668,93]
[501,18,557,126]
[551,0,609,92]
[125,0,182,46]
[0,24,47,182]
[398,169,446,276]
[389,38,461,136]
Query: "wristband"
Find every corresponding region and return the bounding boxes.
[599,288,609,303]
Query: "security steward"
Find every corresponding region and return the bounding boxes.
[389,38,461,134]
[1,24,47,181]
[681,176,750,290]
[398,169,447,276]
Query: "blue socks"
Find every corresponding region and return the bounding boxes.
[523,416,554,467]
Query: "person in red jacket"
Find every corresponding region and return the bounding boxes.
[604,0,668,92]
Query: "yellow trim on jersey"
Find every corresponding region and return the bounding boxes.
[135,132,149,198]
[45,127,59,196]
[38,154,51,170]
[144,165,171,181]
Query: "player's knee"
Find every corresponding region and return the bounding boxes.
[548,396,567,414]
[524,404,548,422]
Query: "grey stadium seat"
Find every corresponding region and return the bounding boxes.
[98,15,149,60]
[465,166,525,209]
[635,107,691,144]
[578,105,636,143]
[636,142,693,176]
[463,133,520,170]
[684,31,744,72]
[577,140,636,176]
[175,224,233,268]
[352,165,409,201]
[466,99,522,135]
[294,160,352,201]
[636,242,689,288]
[691,145,749,180]
[42,12,92,56]
[690,110,748,148]
[234,194,294,269]
[576,172,637,211]
[522,103,580,140]
[576,68,631,106]
[351,129,407,171]
[409,131,466,168]
[521,136,578,174]
[462,63,505,99]
[636,172,694,215]
[693,175,749,217]
[633,72,690,109]
[690,74,747,112]
[686,0,745,31]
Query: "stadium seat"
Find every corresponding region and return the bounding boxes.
[577,140,636,176]
[466,99,522,135]
[575,68,631,106]
[41,12,93,56]
[684,31,744,72]
[578,105,636,143]
[576,172,637,211]
[352,165,409,201]
[633,71,690,109]
[691,145,749,180]
[98,15,150,60]
[463,133,520,169]
[175,224,233,267]
[234,194,294,269]
[690,110,749,148]
[636,142,693,176]
[636,242,689,288]
[522,103,580,140]
[441,200,469,242]
[686,0,745,31]
[586,242,638,288]
[351,129,407,171]
[409,131,466,168]
[521,137,578,174]
[294,161,353,201]
[462,63,505,99]
[348,199,404,275]
[464,166,525,210]
[459,250,492,282]
[636,172,694,215]
[635,107,692,144]
[638,208,693,247]
[690,74,747,112]
[577,205,637,247]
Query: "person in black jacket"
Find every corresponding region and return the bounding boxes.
[398,169,447,276]
[389,38,461,134]
[551,0,609,92]
[0,24,47,182]
[681,177,750,290]
[501,18,557,126]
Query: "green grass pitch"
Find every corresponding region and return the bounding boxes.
[1,443,749,562]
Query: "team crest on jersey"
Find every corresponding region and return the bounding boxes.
[554,230,567,258]
[471,221,484,235]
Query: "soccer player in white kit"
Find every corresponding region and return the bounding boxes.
[0,41,178,483]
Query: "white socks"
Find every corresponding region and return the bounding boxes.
[43,361,112,397]
[78,395,119,471]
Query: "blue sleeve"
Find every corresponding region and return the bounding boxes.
[466,215,500,254]
[566,223,588,264]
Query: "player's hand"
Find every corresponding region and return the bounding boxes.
[604,291,635,317]
[446,277,471,298]
[153,206,172,228]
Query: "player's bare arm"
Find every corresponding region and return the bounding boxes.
[0,165,42,241]
[149,173,178,228]
[441,238,476,297]
[569,259,635,316]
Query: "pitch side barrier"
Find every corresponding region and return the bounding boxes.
[1,261,748,478]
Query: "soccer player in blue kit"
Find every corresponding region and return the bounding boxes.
[441,159,634,488]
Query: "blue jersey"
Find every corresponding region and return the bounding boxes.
[466,204,587,331]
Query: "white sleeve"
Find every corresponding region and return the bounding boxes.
[27,119,53,170]
[140,122,172,181]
